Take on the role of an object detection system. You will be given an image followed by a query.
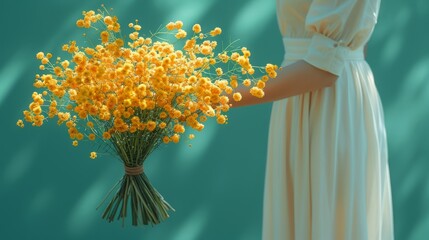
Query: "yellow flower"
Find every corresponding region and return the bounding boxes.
[174,20,183,29]
[87,121,94,128]
[104,16,114,25]
[257,80,265,89]
[78,111,87,119]
[218,53,229,63]
[261,75,269,82]
[129,32,138,40]
[172,110,182,119]
[250,87,265,98]
[88,133,96,141]
[66,120,75,128]
[72,140,78,147]
[230,52,239,61]
[158,122,167,129]
[241,47,251,57]
[243,79,251,87]
[144,38,152,45]
[171,134,180,143]
[33,115,45,126]
[123,98,132,107]
[32,105,42,115]
[189,134,195,140]
[230,79,238,88]
[58,112,71,121]
[146,121,156,131]
[233,92,242,101]
[73,53,85,64]
[268,71,277,78]
[163,136,170,144]
[100,31,109,43]
[41,57,49,64]
[192,24,201,33]
[123,112,131,118]
[90,151,97,159]
[200,46,212,55]
[36,52,44,60]
[76,19,85,27]
[76,133,84,140]
[210,27,222,36]
[265,63,277,72]
[159,112,167,119]
[16,119,24,128]
[175,29,187,39]
[195,124,204,131]
[219,96,229,104]
[216,115,227,124]
[166,22,175,30]
[173,124,185,133]
[129,126,137,133]
[102,131,111,140]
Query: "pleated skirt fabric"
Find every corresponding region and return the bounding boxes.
[262,38,394,240]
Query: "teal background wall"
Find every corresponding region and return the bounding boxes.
[1,0,428,239]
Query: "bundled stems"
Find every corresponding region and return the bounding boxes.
[100,171,174,226]
[98,120,175,226]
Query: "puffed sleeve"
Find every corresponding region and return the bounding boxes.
[303,0,381,76]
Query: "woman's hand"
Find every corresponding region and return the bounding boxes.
[230,60,338,108]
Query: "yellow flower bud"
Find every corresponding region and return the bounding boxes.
[243,79,251,87]
[166,22,175,30]
[36,52,44,60]
[210,27,222,36]
[192,24,201,33]
[233,92,242,101]
[16,119,24,128]
[217,115,227,124]
[171,134,180,143]
[174,20,183,29]
[90,151,97,159]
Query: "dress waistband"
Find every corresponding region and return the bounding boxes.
[282,37,364,61]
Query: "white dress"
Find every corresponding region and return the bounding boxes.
[262,0,394,239]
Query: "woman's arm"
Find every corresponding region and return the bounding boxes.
[229,60,338,108]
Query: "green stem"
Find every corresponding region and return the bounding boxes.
[99,172,174,226]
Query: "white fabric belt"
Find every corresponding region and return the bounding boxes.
[282,37,364,62]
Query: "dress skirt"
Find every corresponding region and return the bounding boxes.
[262,37,394,240]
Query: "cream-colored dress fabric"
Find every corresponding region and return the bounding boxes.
[262,0,394,239]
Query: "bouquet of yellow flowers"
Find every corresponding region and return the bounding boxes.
[17,6,278,226]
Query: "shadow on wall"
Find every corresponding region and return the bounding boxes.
[369,0,429,239]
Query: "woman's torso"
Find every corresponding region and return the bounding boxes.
[276,0,313,38]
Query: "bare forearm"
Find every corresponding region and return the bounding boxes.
[230,60,338,108]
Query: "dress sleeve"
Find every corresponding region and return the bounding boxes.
[303,0,381,76]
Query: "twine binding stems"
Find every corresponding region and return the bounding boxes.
[124,165,144,175]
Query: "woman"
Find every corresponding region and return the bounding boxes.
[232,0,394,239]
